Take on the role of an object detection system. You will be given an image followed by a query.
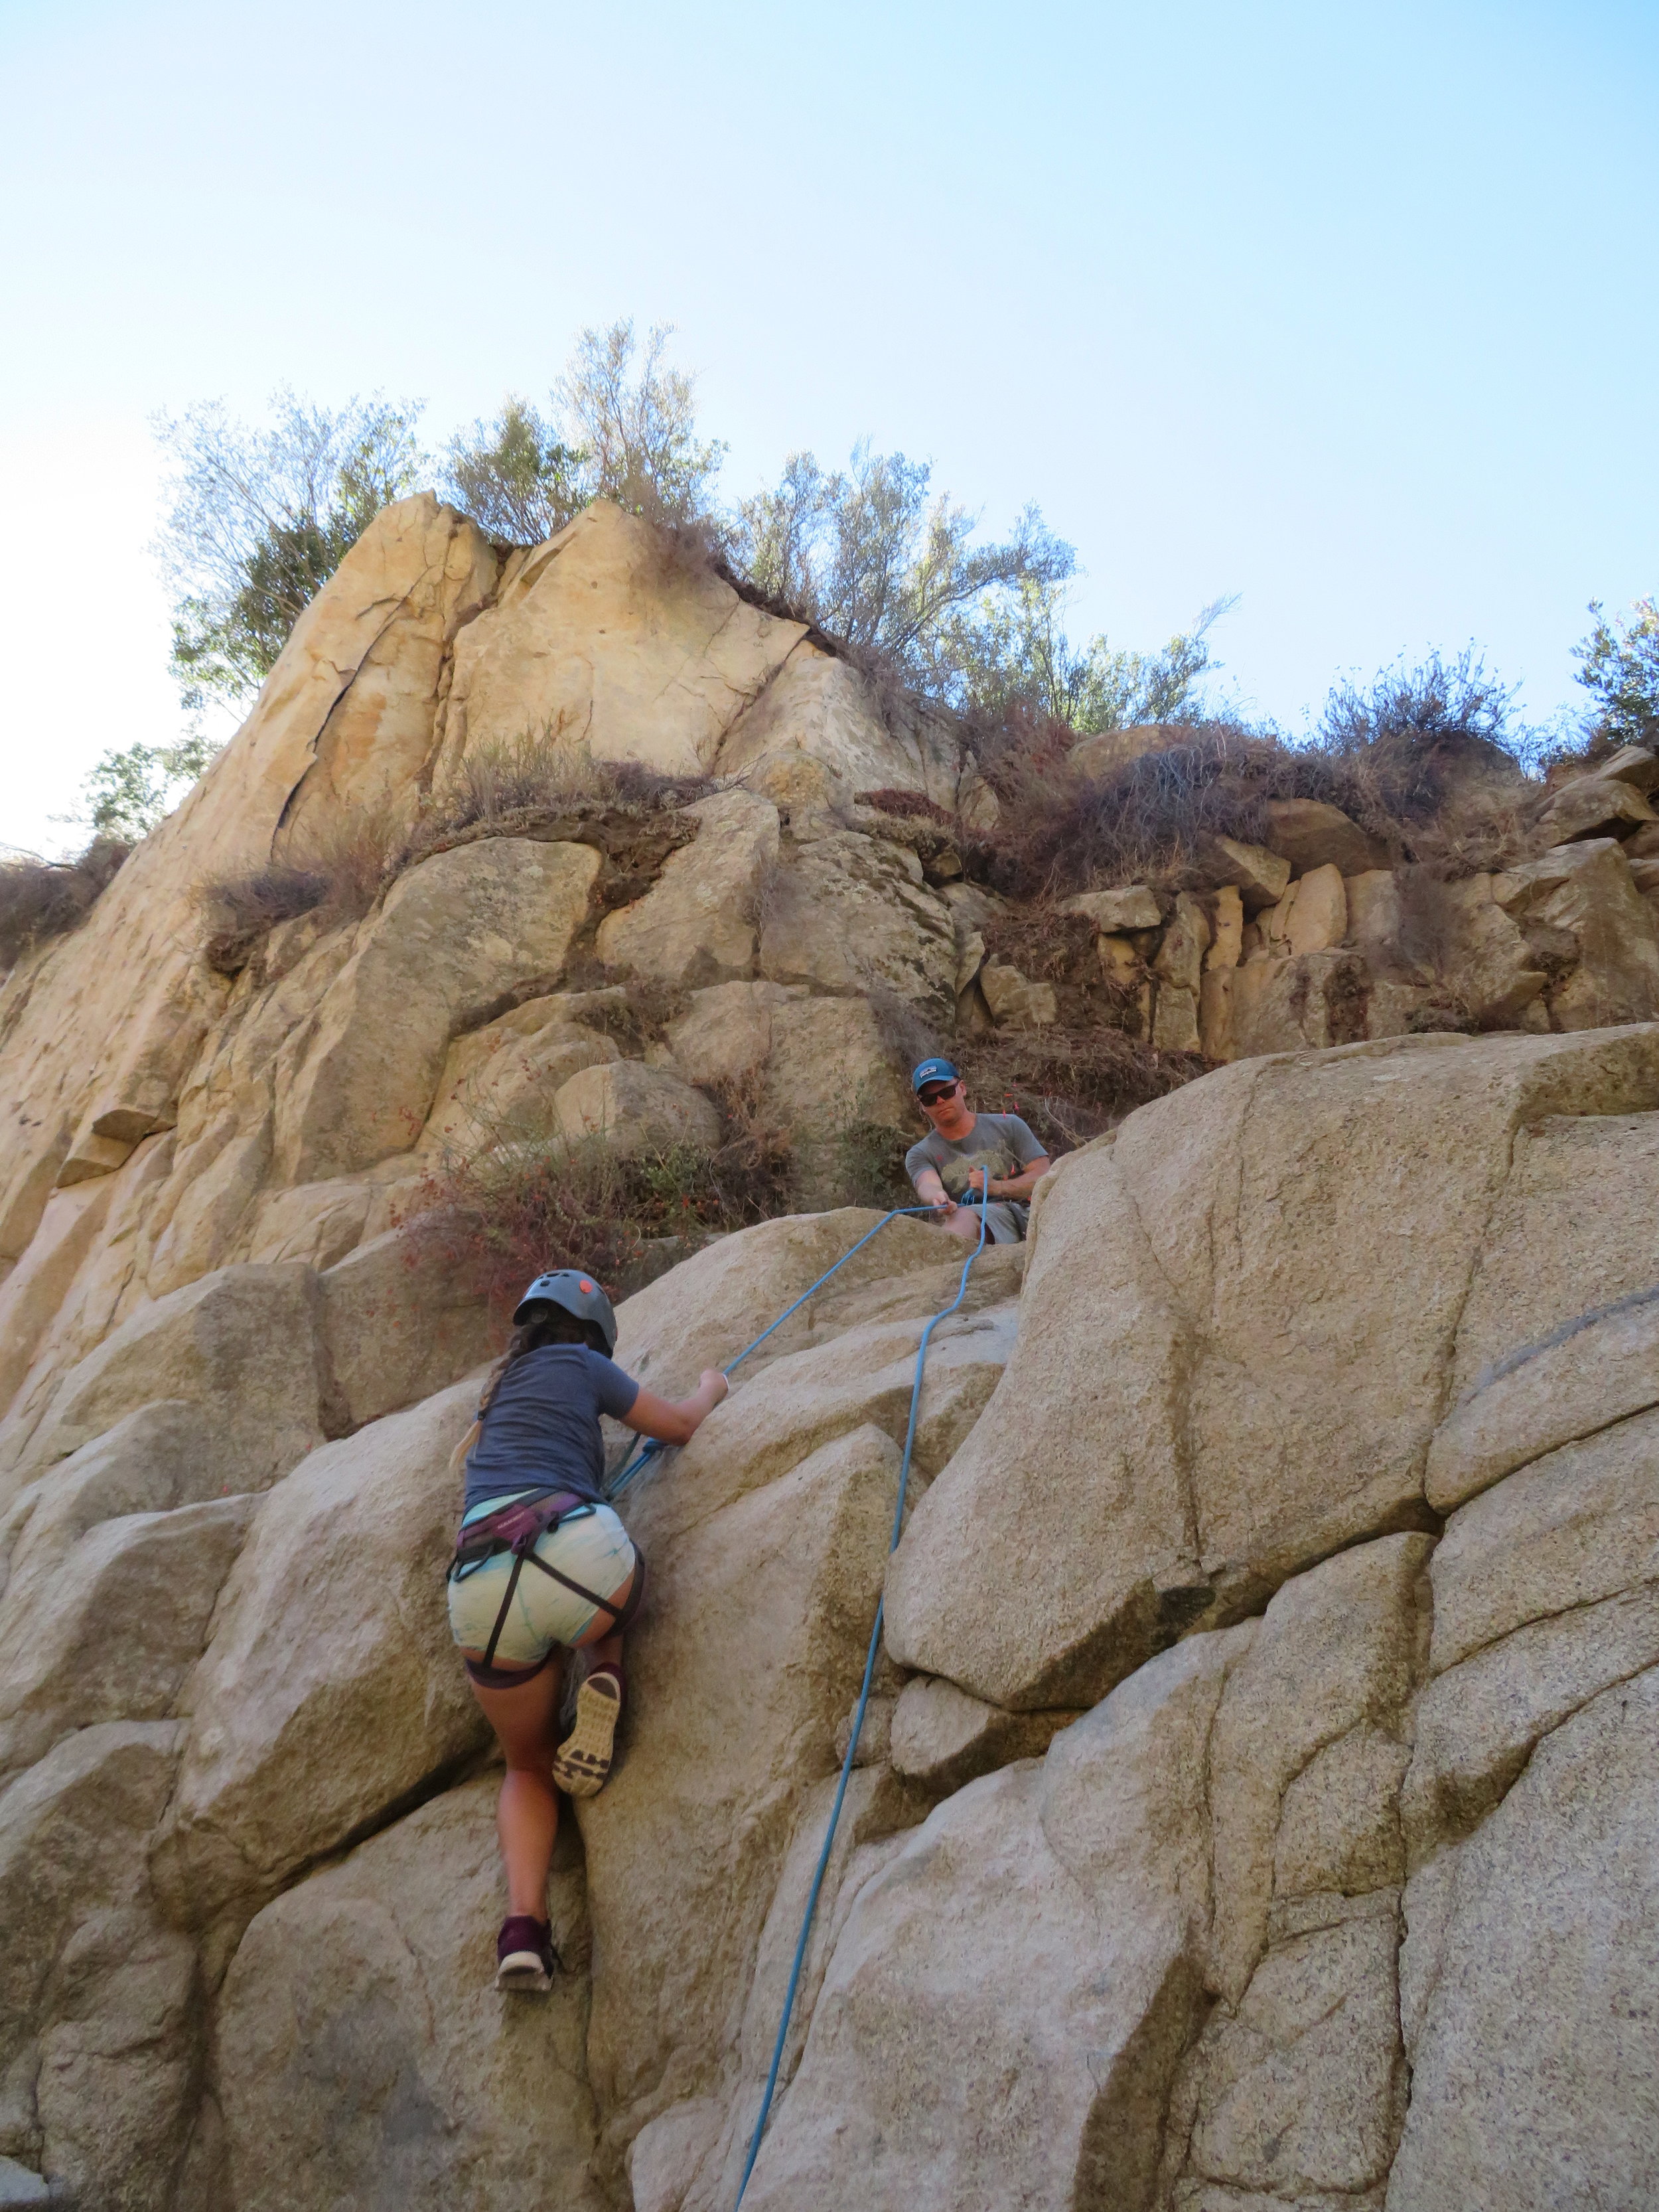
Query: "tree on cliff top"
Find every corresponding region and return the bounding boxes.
[154,389,428,712]
[441,321,727,543]
[1574,596,1659,748]
[728,445,1076,703]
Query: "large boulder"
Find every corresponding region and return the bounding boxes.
[758,832,957,1011]
[318,1228,498,1430]
[435,500,806,779]
[733,1627,1248,2212]
[595,789,780,984]
[0,1263,328,1509]
[1388,1666,1659,2211]
[0,1722,197,2211]
[149,1382,486,1929]
[741,1534,1425,2212]
[417,1002,619,1155]
[553,1060,722,1157]
[1494,838,1659,1029]
[886,1027,1659,1712]
[0,1494,255,1781]
[663,981,808,1087]
[273,838,601,1183]
[713,646,962,813]
[577,1425,909,2169]
[1262,798,1390,875]
[213,1779,603,2212]
[0,1180,119,1420]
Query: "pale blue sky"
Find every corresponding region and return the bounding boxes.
[3,0,1654,853]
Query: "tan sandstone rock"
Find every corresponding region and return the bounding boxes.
[979,960,1058,1029]
[577,1424,905,2164]
[150,1383,487,1929]
[1534,770,1658,846]
[0,1495,256,1781]
[0,1722,196,2211]
[435,501,805,781]
[214,1779,601,2212]
[714,648,965,813]
[887,1028,1659,1712]
[1388,1666,1659,2211]
[0,1263,327,1509]
[1060,883,1161,932]
[663,981,806,1087]
[318,1228,498,1430]
[595,789,780,985]
[273,838,601,1184]
[418,1011,618,1156]
[887,1675,1078,1793]
[758,833,956,1010]
[0,496,494,1275]
[553,1060,722,1156]
[1202,836,1291,913]
[765,997,914,1131]
[1227,948,1370,1057]
[1263,799,1390,876]
[1155,892,1213,992]
[735,1626,1251,2212]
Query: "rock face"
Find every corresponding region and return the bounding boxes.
[2,494,1658,2210]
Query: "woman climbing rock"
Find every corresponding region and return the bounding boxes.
[446,1268,728,1992]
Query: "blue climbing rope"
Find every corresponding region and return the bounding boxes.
[732,1179,991,2205]
[604,1204,943,1503]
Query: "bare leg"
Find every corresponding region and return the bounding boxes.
[467,1659,565,1918]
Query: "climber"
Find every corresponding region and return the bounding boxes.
[445,1268,728,1993]
[905,1057,1052,1246]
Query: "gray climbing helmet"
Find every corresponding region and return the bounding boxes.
[512,1269,618,1356]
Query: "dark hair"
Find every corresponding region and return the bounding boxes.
[478,1301,609,1416]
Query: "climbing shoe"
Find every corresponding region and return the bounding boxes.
[496,1915,557,1992]
[553,1666,622,1799]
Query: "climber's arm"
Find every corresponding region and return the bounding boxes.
[965,1155,1052,1201]
[623,1370,730,1446]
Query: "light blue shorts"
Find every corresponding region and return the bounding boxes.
[447,1495,638,1663]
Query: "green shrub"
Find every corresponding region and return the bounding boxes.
[1573,597,1659,749]
[155,389,427,711]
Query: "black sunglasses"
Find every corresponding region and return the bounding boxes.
[918,1081,961,1105]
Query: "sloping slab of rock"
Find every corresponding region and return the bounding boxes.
[1389,1666,1659,2211]
[273,838,601,1184]
[736,1627,1249,2212]
[150,1383,487,1929]
[0,1263,327,1510]
[595,789,780,984]
[577,1424,903,2166]
[436,500,806,779]
[214,1778,602,2212]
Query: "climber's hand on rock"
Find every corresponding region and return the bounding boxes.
[701,1368,729,1407]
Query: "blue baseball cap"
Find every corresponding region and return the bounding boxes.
[912,1057,962,1094]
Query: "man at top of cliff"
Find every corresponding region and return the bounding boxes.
[904,1057,1053,1247]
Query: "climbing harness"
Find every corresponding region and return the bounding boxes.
[727,1183,992,2205]
[449,1490,647,1668]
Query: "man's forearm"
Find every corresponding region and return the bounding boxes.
[912,1170,951,1211]
[979,1157,1052,1201]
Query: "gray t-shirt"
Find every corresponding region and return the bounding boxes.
[464,1345,640,1512]
[905,1112,1046,1209]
